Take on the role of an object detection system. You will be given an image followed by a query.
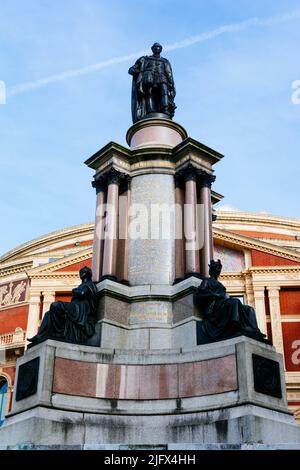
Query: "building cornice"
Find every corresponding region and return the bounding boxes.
[28,248,93,276]
[213,228,300,263]
[214,211,300,231]
[0,223,93,263]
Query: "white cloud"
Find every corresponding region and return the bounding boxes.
[7,7,300,98]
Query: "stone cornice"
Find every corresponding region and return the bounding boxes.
[214,211,300,231]
[85,141,131,170]
[0,262,32,279]
[213,228,300,263]
[29,273,81,280]
[0,223,93,263]
[249,266,300,273]
[173,137,224,165]
[28,247,93,275]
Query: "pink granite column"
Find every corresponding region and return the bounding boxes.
[117,176,131,284]
[200,172,216,277]
[174,173,185,282]
[91,177,106,282]
[184,166,200,276]
[102,169,121,280]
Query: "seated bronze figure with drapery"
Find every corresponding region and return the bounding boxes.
[194,260,270,345]
[28,266,97,347]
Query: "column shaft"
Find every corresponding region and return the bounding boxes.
[175,183,185,281]
[267,287,285,359]
[184,178,200,274]
[25,293,41,347]
[42,291,56,317]
[200,174,215,277]
[102,182,119,278]
[253,287,267,335]
[117,187,131,283]
[91,184,106,282]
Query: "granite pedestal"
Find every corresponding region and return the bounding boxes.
[0,336,299,448]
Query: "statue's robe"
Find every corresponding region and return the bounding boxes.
[31,281,97,345]
[194,277,266,344]
[129,55,176,122]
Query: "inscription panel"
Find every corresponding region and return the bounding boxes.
[128,174,175,286]
[129,301,172,324]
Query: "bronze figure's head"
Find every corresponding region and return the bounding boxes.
[208,259,222,279]
[151,42,163,55]
[79,266,93,281]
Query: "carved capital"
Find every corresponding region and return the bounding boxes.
[174,172,184,188]
[106,167,123,186]
[92,169,131,192]
[92,175,106,194]
[267,286,281,298]
[121,174,132,193]
[178,163,200,183]
[199,171,216,188]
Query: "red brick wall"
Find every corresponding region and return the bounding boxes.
[0,305,29,334]
[280,289,300,315]
[251,250,300,266]
[282,322,300,371]
[54,258,92,272]
[55,293,72,302]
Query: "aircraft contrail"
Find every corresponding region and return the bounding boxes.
[7,8,300,98]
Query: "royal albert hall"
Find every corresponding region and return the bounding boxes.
[1,209,300,426]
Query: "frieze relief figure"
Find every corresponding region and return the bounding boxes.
[194,260,270,345]
[28,266,98,347]
[0,285,8,305]
[0,280,27,307]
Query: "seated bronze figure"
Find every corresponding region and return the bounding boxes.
[194,260,269,345]
[28,266,97,347]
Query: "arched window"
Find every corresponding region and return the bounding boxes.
[0,376,8,426]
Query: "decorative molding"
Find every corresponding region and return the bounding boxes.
[0,262,32,278]
[250,266,300,273]
[0,223,93,264]
[200,172,216,188]
[28,248,93,275]
[214,211,300,231]
[213,228,300,263]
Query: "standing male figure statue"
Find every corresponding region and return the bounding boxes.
[128,42,176,123]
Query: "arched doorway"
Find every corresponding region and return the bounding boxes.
[0,376,8,426]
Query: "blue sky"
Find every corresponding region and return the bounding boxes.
[0,0,300,255]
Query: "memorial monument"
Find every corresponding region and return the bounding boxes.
[0,44,299,449]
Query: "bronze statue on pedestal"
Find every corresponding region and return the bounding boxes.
[128,42,176,123]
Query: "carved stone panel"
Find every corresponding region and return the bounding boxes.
[16,357,40,401]
[252,354,282,399]
[0,279,28,308]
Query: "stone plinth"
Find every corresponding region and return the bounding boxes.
[94,276,201,350]
[1,336,299,447]
[126,118,187,150]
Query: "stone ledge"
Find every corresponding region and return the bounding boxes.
[1,404,299,446]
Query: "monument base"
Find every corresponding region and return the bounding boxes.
[0,336,299,448]
[1,404,300,449]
